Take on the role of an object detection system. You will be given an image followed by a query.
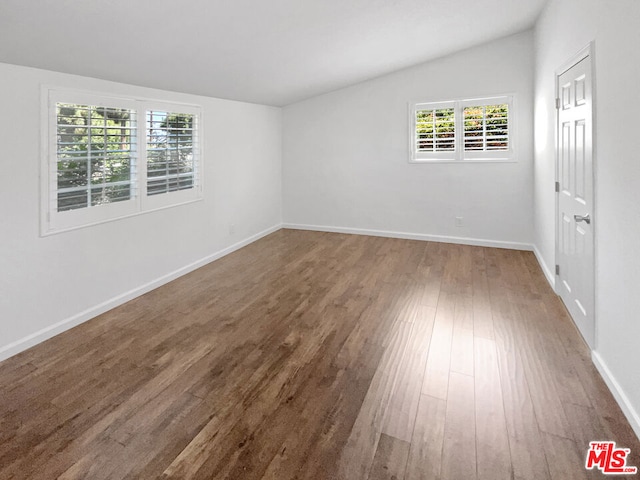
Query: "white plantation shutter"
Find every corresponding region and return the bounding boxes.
[463,103,509,152]
[146,111,197,196]
[412,102,456,160]
[55,103,137,212]
[415,107,455,152]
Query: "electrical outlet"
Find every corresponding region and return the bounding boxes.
[455,216,464,227]
[229,223,235,235]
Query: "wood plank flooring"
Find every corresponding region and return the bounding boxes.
[0,229,638,479]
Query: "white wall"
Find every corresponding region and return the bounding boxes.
[282,31,534,249]
[0,62,282,360]
[534,0,640,436]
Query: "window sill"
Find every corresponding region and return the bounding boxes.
[409,158,517,164]
[41,196,203,237]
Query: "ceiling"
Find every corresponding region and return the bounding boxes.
[0,0,548,106]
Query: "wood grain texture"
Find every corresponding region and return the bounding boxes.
[440,371,476,480]
[405,394,446,480]
[368,433,411,480]
[0,230,638,480]
[474,336,512,480]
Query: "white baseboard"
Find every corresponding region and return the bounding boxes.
[0,224,282,362]
[283,223,533,251]
[592,351,640,441]
[533,245,556,290]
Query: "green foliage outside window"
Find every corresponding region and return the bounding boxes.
[464,104,509,151]
[416,108,455,152]
[146,112,195,196]
[56,104,134,211]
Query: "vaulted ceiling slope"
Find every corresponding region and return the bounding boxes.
[0,0,547,106]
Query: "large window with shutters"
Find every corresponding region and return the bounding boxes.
[410,95,514,163]
[42,89,202,234]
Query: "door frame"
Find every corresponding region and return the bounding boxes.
[554,42,598,349]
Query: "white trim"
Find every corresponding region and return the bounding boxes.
[592,351,640,441]
[557,44,592,77]
[41,197,204,236]
[533,244,556,289]
[0,223,282,362]
[282,223,532,251]
[409,158,517,165]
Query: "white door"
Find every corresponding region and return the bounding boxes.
[556,48,595,348]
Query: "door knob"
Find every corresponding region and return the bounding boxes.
[574,213,591,224]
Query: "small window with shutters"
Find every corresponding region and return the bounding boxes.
[42,88,202,235]
[410,95,514,163]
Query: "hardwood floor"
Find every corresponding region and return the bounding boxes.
[0,229,638,479]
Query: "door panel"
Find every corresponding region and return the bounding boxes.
[556,52,595,348]
[575,120,586,202]
[561,122,570,192]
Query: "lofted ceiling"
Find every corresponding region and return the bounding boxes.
[0,0,548,106]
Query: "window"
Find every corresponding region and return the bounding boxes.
[463,102,510,156]
[56,104,137,212]
[415,104,455,158]
[410,95,513,162]
[42,89,202,234]
[146,110,196,196]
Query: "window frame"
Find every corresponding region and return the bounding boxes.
[409,95,515,164]
[412,101,457,161]
[41,87,203,236]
